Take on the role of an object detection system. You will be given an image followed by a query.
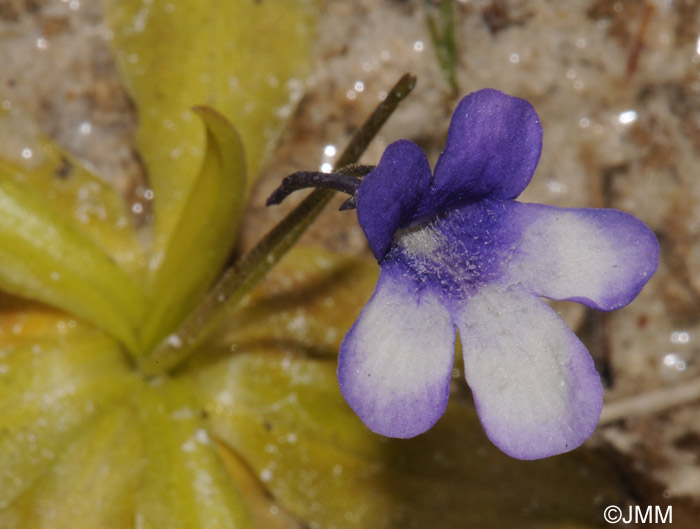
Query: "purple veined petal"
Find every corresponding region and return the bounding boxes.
[338,264,455,438]
[357,139,432,260]
[455,285,603,460]
[417,89,542,217]
[507,203,659,311]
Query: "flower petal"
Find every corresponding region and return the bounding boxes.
[455,286,603,460]
[420,89,542,215]
[337,265,455,438]
[357,140,432,260]
[508,203,659,311]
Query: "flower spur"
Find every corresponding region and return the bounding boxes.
[269,88,659,460]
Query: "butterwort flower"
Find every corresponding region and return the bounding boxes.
[337,88,659,460]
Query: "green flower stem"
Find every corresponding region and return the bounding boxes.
[138,73,417,376]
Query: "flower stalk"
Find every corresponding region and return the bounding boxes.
[138,73,417,376]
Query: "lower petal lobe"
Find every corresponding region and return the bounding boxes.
[338,265,455,438]
[455,285,603,459]
[507,203,659,311]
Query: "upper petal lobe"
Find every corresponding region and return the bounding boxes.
[357,140,432,260]
[418,89,542,216]
[337,264,455,438]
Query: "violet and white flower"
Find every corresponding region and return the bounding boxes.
[337,88,659,460]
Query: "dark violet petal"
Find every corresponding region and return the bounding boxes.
[455,286,603,460]
[357,140,432,260]
[418,89,542,216]
[337,265,455,438]
[506,203,659,311]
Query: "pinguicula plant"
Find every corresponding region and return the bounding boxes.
[0,2,658,527]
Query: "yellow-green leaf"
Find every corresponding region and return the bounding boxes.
[0,106,145,278]
[0,177,145,350]
[134,378,252,529]
[0,405,142,529]
[138,108,246,354]
[214,441,305,529]
[0,302,134,509]
[216,247,380,356]
[0,296,254,528]
[104,0,320,269]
